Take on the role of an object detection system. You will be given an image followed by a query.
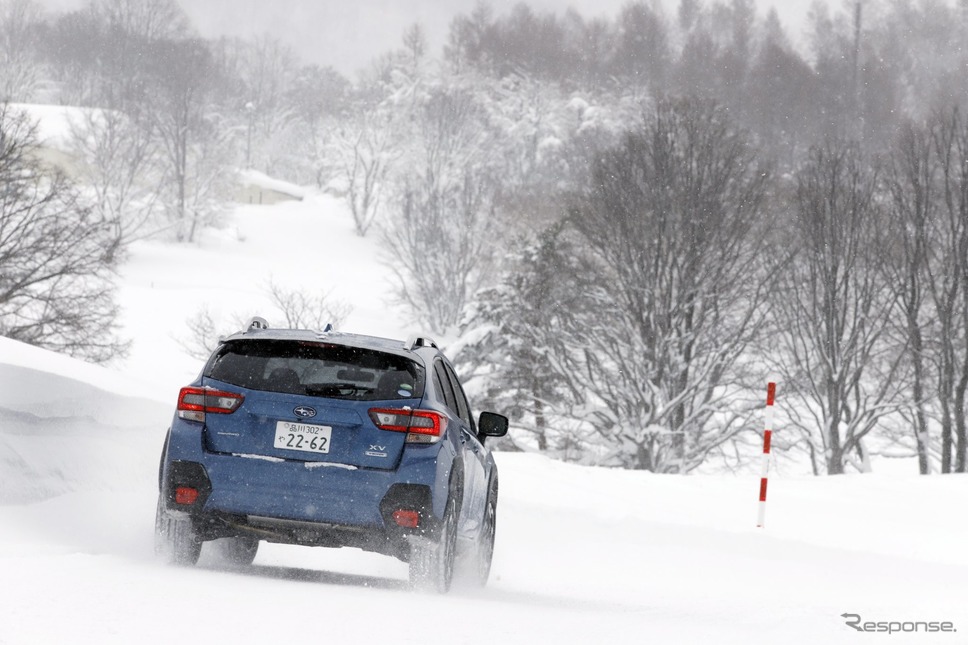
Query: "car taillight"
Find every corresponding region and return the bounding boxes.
[368,408,447,444]
[177,386,244,422]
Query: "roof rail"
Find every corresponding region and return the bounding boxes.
[404,334,438,351]
[243,316,269,333]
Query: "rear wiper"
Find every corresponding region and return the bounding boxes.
[305,383,370,397]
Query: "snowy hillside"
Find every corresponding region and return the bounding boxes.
[2,194,968,643]
[114,193,411,400]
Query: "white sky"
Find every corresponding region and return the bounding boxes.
[36,0,828,78]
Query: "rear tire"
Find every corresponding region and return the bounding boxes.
[473,482,497,586]
[154,494,201,566]
[455,476,497,588]
[212,536,259,566]
[409,494,458,593]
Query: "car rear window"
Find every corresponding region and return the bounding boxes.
[205,339,425,401]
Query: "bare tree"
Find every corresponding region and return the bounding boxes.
[177,285,352,360]
[66,107,161,262]
[0,105,127,362]
[773,139,905,475]
[92,0,190,41]
[929,107,968,473]
[443,1,493,75]
[231,34,298,174]
[400,23,428,76]
[178,117,234,242]
[70,0,193,110]
[564,98,774,472]
[145,38,233,242]
[331,106,400,236]
[385,87,501,332]
[612,1,670,89]
[882,122,936,474]
[0,0,41,101]
[176,306,226,361]
[268,281,351,331]
[284,63,349,187]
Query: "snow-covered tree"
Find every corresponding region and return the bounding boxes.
[454,223,593,454]
[772,139,905,475]
[384,85,501,333]
[562,97,774,472]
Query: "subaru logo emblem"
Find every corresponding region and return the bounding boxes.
[293,406,316,418]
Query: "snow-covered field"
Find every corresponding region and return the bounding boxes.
[3,193,968,644]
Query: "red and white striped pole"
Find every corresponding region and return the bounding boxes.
[757,382,777,528]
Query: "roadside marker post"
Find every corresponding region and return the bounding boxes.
[757,382,776,528]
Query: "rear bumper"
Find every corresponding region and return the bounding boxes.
[183,497,434,561]
[161,419,452,548]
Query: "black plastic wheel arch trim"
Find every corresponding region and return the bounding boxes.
[164,460,213,514]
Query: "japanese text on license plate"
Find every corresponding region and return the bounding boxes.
[274,421,332,454]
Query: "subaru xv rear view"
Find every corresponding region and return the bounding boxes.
[155,318,509,592]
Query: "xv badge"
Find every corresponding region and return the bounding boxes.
[366,444,388,458]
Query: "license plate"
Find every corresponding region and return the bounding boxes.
[274,421,332,454]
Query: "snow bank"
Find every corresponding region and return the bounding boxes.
[0,337,170,504]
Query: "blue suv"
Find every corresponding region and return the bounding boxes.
[155,318,508,592]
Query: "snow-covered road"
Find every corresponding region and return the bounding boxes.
[2,345,966,644]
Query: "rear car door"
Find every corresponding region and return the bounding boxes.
[434,359,486,533]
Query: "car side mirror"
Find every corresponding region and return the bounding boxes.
[477,411,508,443]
